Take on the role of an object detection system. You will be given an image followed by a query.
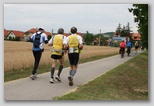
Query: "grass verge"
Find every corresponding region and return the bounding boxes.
[54,51,148,100]
[4,53,118,82]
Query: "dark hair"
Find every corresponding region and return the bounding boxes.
[58,28,64,34]
[70,27,77,34]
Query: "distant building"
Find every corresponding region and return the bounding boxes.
[112,36,127,42]
[130,33,141,41]
[4,29,24,41]
[92,38,99,45]
[4,29,10,40]
[4,28,84,42]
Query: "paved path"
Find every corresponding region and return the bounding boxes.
[4,51,142,100]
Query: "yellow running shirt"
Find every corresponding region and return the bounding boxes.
[68,35,79,53]
[52,35,63,55]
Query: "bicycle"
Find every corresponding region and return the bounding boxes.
[120,48,125,58]
[126,47,131,56]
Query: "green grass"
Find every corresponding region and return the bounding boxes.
[54,51,148,100]
[4,53,118,82]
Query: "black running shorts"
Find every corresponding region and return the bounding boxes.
[68,53,79,66]
[51,54,63,59]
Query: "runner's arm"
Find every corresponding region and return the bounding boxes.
[43,33,48,44]
[48,36,54,46]
[29,33,35,42]
[78,36,83,49]
[63,36,68,50]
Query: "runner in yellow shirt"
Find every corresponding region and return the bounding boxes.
[64,27,83,86]
[48,28,66,83]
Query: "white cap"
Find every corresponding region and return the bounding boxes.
[38,27,44,30]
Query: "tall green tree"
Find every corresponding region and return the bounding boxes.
[129,4,148,50]
[115,22,132,37]
[83,31,94,45]
[115,23,122,36]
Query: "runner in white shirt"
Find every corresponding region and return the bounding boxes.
[30,27,48,80]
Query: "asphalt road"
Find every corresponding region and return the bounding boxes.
[4,51,142,100]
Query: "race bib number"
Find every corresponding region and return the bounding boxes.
[69,48,74,53]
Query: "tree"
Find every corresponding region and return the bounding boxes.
[83,31,94,45]
[128,4,148,50]
[47,35,52,41]
[100,35,106,46]
[115,22,132,37]
[115,23,122,36]
[93,34,106,46]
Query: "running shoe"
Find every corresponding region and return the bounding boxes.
[50,78,54,83]
[34,74,37,78]
[55,76,61,82]
[68,76,73,86]
[30,74,36,80]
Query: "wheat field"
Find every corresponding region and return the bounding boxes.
[4,41,119,72]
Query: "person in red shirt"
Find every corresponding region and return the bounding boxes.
[119,40,126,58]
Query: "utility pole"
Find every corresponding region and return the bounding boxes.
[99,29,101,46]
[51,29,53,35]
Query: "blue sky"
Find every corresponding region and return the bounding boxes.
[4,4,138,34]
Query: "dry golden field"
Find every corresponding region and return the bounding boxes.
[4,41,119,72]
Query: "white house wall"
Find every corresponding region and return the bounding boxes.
[6,32,16,39]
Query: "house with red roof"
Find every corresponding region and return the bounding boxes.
[130,33,141,41]
[114,31,141,41]
[4,29,10,40]
[92,38,99,45]
[4,29,25,41]
[4,28,83,41]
